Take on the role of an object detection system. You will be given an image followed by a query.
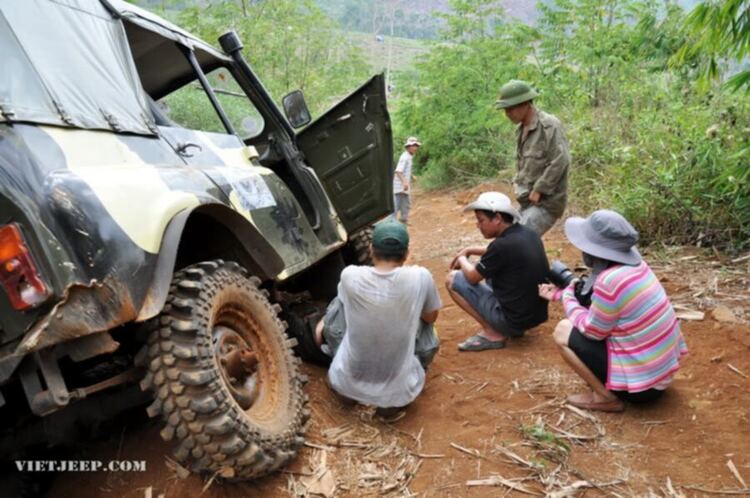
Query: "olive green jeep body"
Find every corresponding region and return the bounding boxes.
[0,0,393,479]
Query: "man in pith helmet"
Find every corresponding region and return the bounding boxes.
[496,80,571,236]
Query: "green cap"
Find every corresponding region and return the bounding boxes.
[372,221,409,254]
[495,79,538,109]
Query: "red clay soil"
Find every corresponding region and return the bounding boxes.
[47,183,750,497]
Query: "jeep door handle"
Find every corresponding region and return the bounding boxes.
[176,142,202,157]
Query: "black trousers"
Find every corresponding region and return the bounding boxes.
[568,328,665,403]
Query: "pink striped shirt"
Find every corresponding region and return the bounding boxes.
[559,262,688,392]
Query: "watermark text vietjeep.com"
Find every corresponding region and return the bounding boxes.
[15,460,147,472]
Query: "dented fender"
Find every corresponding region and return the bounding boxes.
[16,277,136,356]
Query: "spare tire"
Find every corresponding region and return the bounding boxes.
[138,260,308,479]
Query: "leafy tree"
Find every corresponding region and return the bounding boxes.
[396,0,531,186]
[137,0,370,116]
[534,0,652,107]
[636,2,690,71]
[675,0,750,91]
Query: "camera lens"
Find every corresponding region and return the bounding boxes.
[548,260,575,288]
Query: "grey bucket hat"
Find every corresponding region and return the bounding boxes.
[495,80,538,109]
[564,210,642,265]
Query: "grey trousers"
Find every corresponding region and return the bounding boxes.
[321,297,440,370]
[393,193,411,223]
[519,205,558,236]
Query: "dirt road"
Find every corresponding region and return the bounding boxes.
[47,183,750,497]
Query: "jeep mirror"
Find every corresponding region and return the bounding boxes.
[282,90,311,129]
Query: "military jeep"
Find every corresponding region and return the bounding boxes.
[0,0,392,479]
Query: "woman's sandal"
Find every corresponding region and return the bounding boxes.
[566,392,625,413]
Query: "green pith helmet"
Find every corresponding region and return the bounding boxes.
[495,80,538,109]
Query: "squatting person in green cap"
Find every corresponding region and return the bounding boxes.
[496,80,571,236]
[312,222,442,417]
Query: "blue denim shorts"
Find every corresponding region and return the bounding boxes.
[450,271,524,338]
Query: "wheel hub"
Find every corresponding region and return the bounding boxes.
[213,325,259,410]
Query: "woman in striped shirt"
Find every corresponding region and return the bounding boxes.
[539,210,688,412]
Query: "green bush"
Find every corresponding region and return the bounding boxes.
[395,0,750,250]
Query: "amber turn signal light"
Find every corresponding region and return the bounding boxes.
[0,224,50,310]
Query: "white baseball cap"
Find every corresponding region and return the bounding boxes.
[463,192,520,222]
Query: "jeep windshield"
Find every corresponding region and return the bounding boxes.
[152,67,265,140]
[115,1,265,139]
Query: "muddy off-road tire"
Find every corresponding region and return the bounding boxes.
[343,226,373,266]
[137,260,308,479]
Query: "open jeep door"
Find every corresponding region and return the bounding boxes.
[296,74,393,234]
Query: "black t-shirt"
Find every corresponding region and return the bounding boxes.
[475,224,549,329]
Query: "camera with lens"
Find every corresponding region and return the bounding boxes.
[547,260,593,307]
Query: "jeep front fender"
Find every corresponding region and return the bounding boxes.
[136,204,285,321]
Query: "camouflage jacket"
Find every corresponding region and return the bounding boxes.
[512,110,570,218]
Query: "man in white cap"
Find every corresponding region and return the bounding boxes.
[393,136,421,224]
[446,192,550,351]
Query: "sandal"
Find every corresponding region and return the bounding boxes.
[566,392,625,413]
[458,334,506,352]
